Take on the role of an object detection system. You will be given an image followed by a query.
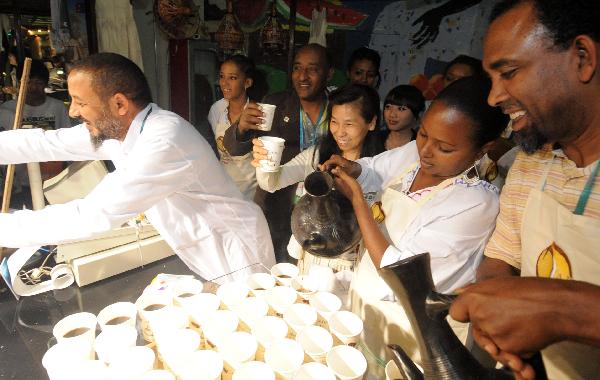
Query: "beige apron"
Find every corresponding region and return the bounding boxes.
[520,158,600,380]
[350,163,469,379]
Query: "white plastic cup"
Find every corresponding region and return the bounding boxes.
[233,361,275,380]
[246,273,276,297]
[264,338,305,380]
[148,306,189,343]
[326,345,368,380]
[258,136,285,172]
[173,278,204,307]
[251,316,289,361]
[157,328,201,370]
[170,350,223,380]
[52,312,97,358]
[108,346,156,380]
[140,370,176,380]
[94,326,138,364]
[283,303,317,338]
[291,275,319,301]
[97,302,137,332]
[257,103,277,131]
[216,281,250,310]
[295,325,333,364]
[232,296,269,332]
[266,286,298,316]
[219,331,258,379]
[135,291,173,342]
[328,310,364,346]
[42,341,95,380]
[202,309,239,348]
[294,362,336,380]
[270,263,299,286]
[385,359,403,380]
[309,292,342,329]
[182,292,221,327]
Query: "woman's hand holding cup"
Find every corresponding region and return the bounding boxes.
[251,138,268,168]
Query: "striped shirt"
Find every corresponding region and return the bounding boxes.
[484,145,600,269]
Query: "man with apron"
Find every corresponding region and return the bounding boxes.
[450,1,600,379]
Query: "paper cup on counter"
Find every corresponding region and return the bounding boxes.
[173,278,204,307]
[97,302,137,332]
[283,303,317,338]
[252,315,289,361]
[328,311,364,346]
[233,361,275,380]
[270,263,299,286]
[94,326,138,364]
[49,360,109,380]
[147,306,189,343]
[385,359,404,380]
[266,286,298,316]
[258,136,285,172]
[309,292,341,329]
[294,362,336,380]
[247,273,276,297]
[295,325,333,364]
[202,309,239,348]
[156,328,201,370]
[291,275,319,301]
[216,281,250,310]
[109,346,156,380]
[256,103,277,131]
[264,338,304,380]
[219,331,258,380]
[170,350,223,380]
[183,292,221,328]
[140,370,175,380]
[232,296,269,332]
[42,341,96,380]
[326,345,367,380]
[52,312,97,358]
[135,291,173,342]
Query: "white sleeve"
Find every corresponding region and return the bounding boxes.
[256,147,315,193]
[356,141,419,193]
[0,125,111,164]
[207,102,219,135]
[379,187,499,292]
[0,135,194,247]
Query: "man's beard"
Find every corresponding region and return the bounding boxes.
[89,111,123,150]
[513,125,548,154]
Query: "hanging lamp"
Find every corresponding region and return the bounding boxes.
[259,1,286,55]
[215,0,245,58]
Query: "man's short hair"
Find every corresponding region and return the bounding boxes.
[17,59,49,85]
[490,0,600,49]
[71,53,152,108]
[295,43,332,70]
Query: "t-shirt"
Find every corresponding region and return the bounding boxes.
[0,97,72,130]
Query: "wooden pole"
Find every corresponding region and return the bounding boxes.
[286,0,297,78]
[0,57,31,258]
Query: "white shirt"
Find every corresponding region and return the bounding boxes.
[0,97,72,130]
[208,98,256,201]
[357,141,500,293]
[0,104,275,281]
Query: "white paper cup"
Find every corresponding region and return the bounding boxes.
[52,312,97,358]
[109,346,156,380]
[148,306,189,343]
[202,309,239,348]
[385,359,403,380]
[97,302,137,332]
[328,311,364,346]
[42,341,95,380]
[309,292,342,329]
[295,325,333,364]
[266,286,298,316]
[247,273,276,297]
[233,361,275,380]
[219,331,258,379]
[173,278,204,307]
[252,316,289,361]
[283,303,317,337]
[232,296,269,331]
[55,360,109,380]
[170,350,223,380]
[307,265,337,293]
[257,103,277,131]
[216,281,250,310]
[264,339,305,380]
[270,263,299,286]
[294,362,336,380]
[140,370,176,380]
[291,275,319,301]
[94,326,138,364]
[183,292,221,327]
[258,136,285,172]
[135,291,173,342]
[326,345,367,380]
[157,328,201,369]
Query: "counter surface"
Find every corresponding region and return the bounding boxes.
[0,256,195,380]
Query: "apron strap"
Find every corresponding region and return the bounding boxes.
[574,160,600,215]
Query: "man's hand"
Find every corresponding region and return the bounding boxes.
[237,102,266,133]
[251,138,267,167]
[319,154,362,179]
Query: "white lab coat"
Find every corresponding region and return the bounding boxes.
[0,103,275,281]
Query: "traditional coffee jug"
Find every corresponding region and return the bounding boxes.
[379,253,515,380]
[290,171,361,258]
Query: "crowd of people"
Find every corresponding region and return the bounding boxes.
[0,0,599,379]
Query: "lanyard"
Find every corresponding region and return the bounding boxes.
[299,101,326,151]
[139,106,153,134]
[574,160,600,215]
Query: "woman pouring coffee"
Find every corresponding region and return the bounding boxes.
[322,76,508,378]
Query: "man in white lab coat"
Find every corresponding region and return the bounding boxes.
[0,53,275,281]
